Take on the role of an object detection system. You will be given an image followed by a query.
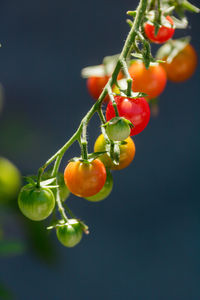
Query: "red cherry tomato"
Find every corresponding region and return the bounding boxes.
[106,96,150,136]
[129,61,167,99]
[64,159,106,198]
[87,76,110,103]
[163,44,198,82]
[144,16,175,44]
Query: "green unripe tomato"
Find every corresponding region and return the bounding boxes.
[85,170,113,202]
[105,117,131,141]
[0,157,21,204]
[56,219,83,248]
[18,184,55,221]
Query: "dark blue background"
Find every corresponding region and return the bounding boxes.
[0,0,200,299]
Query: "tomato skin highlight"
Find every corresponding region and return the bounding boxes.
[85,169,113,202]
[163,44,198,82]
[87,76,110,103]
[106,96,150,136]
[144,16,175,44]
[129,61,167,99]
[94,134,136,170]
[18,185,55,221]
[56,219,83,248]
[64,159,107,198]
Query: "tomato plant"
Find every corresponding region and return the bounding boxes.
[18,185,55,221]
[56,219,83,248]
[144,15,175,44]
[17,0,199,248]
[106,96,150,136]
[85,169,113,202]
[163,44,197,82]
[64,159,107,197]
[94,134,136,170]
[128,61,167,99]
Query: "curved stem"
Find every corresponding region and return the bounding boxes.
[120,58,133,96]
[107,85,119,117]
[97,108,106,124]
[157,0,162,24]
[81,121,88,160]
[52,156,69,222]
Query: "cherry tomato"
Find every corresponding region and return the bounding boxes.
[163,44,198,82]
[18,185,55,221]
[87,76,110,103]
[144,15,175,44]
[85,169,113,202]
[0,157,21,204]
[105,117,131,141]
[106,96,150,136]
[94,134,136,170]
[129,61,167,99]
[64,159,106,198]
[56,219,83,248]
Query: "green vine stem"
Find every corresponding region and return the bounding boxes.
[120,59,133,96]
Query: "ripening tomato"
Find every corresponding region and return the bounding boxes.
[163,44,198,82]
[129,61,167,99]
[64,159,106,198]
[56,219,83,248]
[144,15,175,44]
[105,117,131,141]
[87,76,110,103]
[18,185,55,221]
[106,96,150,135]
[94,134,136,170]
[85,169,113,202]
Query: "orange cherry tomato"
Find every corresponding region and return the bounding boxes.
[64,159,106,198]
[129,61,167,99]
[94,134,136,170]
[87,76,110,103]
[163,44,197,82]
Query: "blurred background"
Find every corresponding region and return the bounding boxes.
[0,0,200,299]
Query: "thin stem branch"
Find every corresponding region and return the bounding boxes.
[107,85,119,117]
[97,108,106,124]
[120,59,133,96]
[52,156,69,222]
[157,0,162,24]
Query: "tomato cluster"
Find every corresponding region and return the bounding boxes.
[17,0,198,250]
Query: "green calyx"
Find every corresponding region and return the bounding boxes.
[156,36,191,63]
[103,117,132,141]
[69,151,107,164]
